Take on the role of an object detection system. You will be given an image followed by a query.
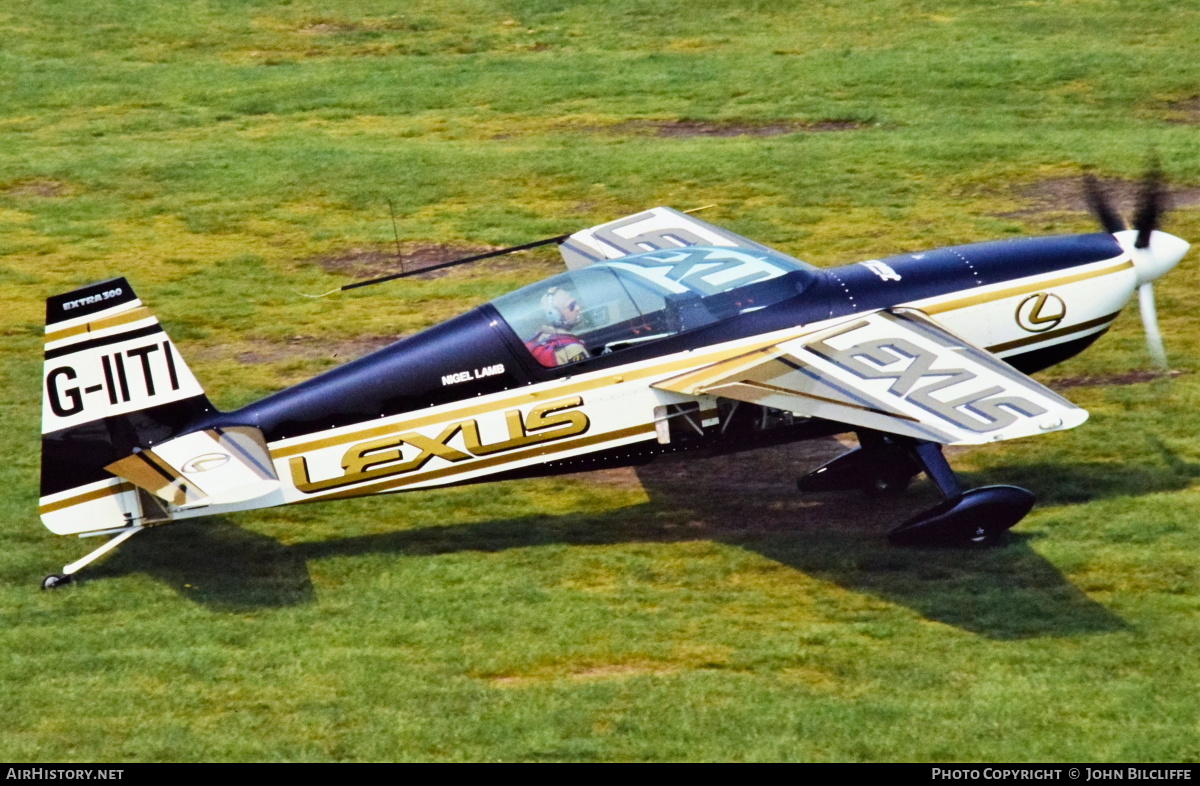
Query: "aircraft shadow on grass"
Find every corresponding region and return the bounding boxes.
[956,435,1200,508]
[93,515,318,610]
[94,436,1200,638]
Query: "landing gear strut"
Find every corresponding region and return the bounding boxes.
[40,525,143,590]
[798,431,922,497]
[798,432,1033,547]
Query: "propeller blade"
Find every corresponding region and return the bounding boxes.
[1083,174,1126,234]
[1133,163,1165,249]
[1137,282,1169,368]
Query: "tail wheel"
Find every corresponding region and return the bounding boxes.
[41,573,72,590]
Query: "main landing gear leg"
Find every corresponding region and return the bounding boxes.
[797,431,922,496]
[797,433,1033,547]
[41,525,144,590]
[887,441,1033,547]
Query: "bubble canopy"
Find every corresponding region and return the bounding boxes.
[491,246,819,368]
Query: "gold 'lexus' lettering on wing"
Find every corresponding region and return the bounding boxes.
[289,397,590,493]
[808,327,1047,433]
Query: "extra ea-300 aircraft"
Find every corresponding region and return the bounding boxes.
[37,175,1189,588]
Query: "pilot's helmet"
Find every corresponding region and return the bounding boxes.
[541,286,582,329]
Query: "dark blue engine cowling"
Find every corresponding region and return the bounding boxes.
[826,233,1123,318]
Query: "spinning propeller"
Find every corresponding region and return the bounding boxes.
[1083,167,1189,368]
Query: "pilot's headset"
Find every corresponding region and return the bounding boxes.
[541,286,579,329]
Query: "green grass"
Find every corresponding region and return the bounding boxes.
[3,0,1200,762]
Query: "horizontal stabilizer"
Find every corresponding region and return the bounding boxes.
[106,426,279,508]
[654,308,1088,446]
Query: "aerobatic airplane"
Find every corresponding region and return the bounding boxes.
[37,175,1189,588]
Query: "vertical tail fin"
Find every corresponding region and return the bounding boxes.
[40,278,216,535]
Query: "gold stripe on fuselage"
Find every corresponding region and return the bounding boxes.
[986,312,1120,354]
[919,260,1133,315]
[38,482,134,515]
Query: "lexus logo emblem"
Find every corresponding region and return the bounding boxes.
[1016,293,1066,333]
[182,453,231,474]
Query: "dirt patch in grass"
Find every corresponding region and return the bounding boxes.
[1005,176,1200,219]
[3,179,75,198]
[311,243,499,280]
[295,18,411,36]
[487,662,683,688]
[1158,96,1200,124]
[310,242,562,283]
[298,22,364,35]
[491,118,871,141]
[1048,369,1184,390]
[600,118,869,138]
[196,334,400,365]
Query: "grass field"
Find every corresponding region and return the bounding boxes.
[3,0,1200,762]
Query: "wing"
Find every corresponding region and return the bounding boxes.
[653,308,1087,446]
[559,206,811,270]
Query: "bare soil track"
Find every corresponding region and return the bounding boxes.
[1008,176,1200,220]
[312,242,498,279]
[1159,95,1200,124]
[2,178,75,197]
[603,118,869,137]
[1049,369,1183,390]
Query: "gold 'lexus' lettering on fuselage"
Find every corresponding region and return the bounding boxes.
[289,397,590,494]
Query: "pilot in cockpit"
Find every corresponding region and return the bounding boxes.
[525,285,591,367]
